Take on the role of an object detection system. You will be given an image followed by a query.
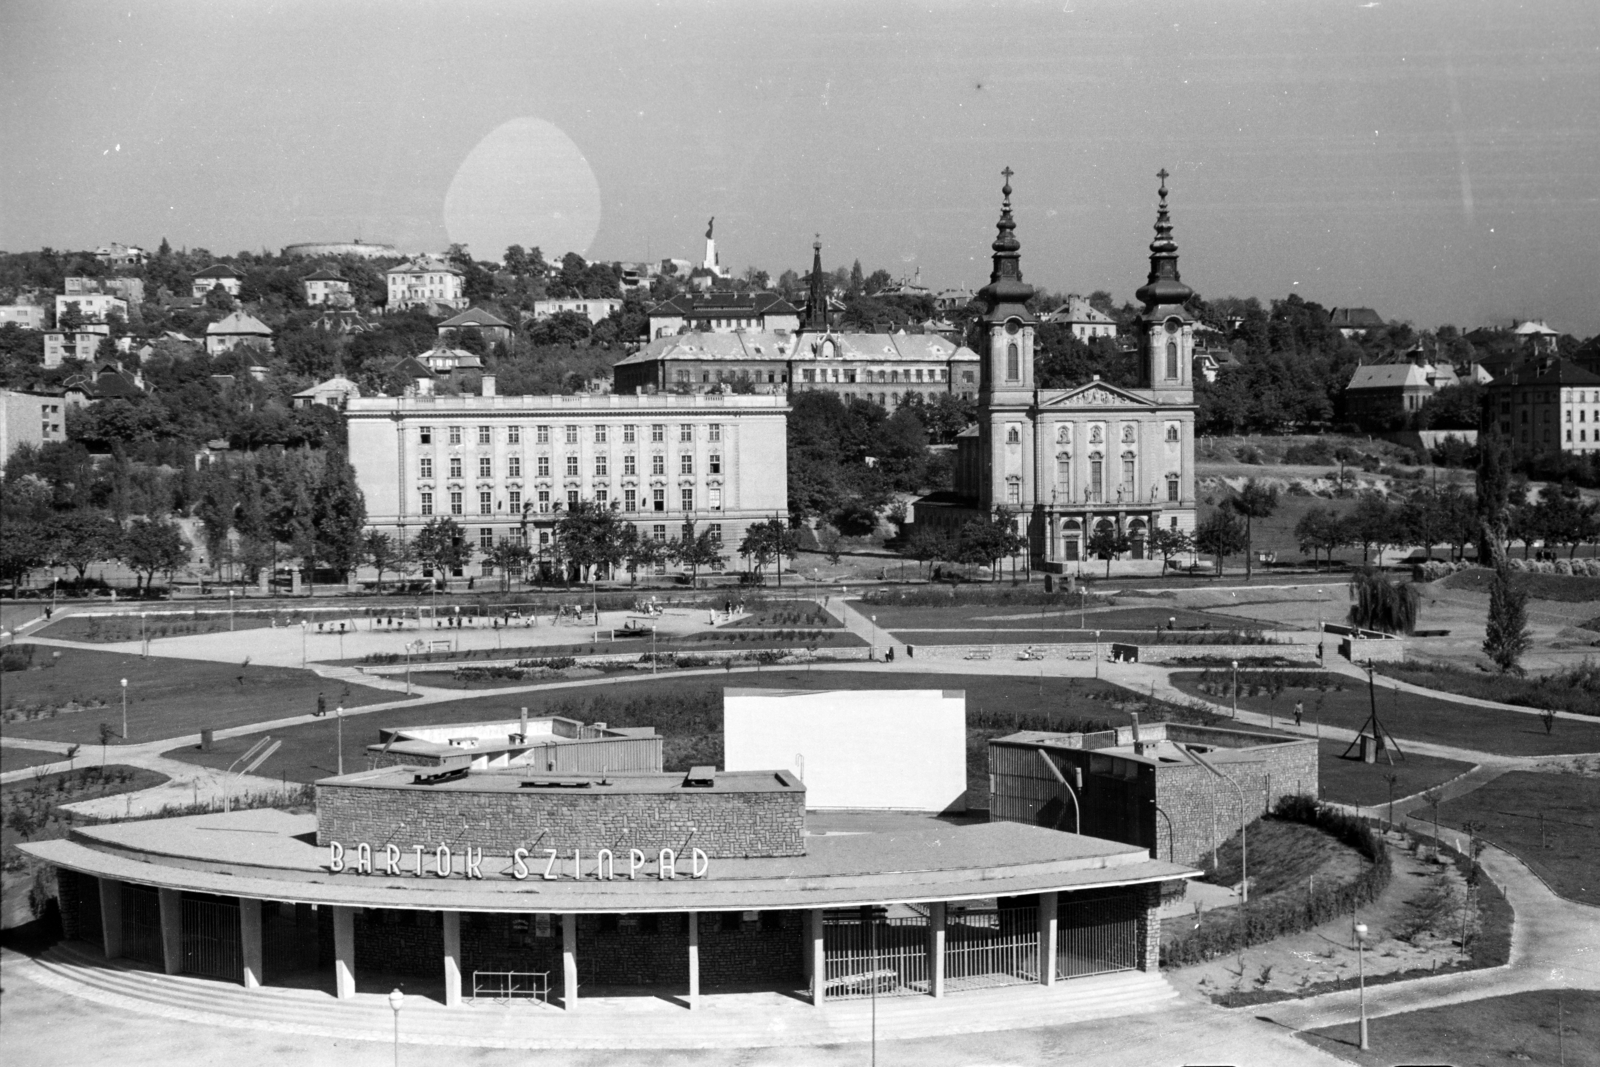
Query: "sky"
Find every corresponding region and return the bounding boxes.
[3,0,1598,335]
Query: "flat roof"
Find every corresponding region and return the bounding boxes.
[318,767,798,794]
[25,809,1197,913]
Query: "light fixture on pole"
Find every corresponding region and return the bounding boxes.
[336,705,344,776]
[1094,631,1101,678]
[387,987,404,1066]
[120,678,128,739]
[1354,922,1369,1050]
[871,614,877,660]
[1231,659,1239,719]
[141,612,149,658]
[229,587,235,631]
[301,621,308,668]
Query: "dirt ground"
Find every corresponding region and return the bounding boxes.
[1165,835,1481,1004]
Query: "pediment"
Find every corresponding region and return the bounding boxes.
[1039,381,1153,409]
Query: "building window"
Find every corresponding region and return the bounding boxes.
[507,426,521,444]
[449,457,462,479]
[479,457,492,478]
[478,492,491,515]
[508,456,521,477]
[624,488,636,512]
[623,424,636,443]
[538,490,550,512]
[708,453,722,474]
[651,454,665,476]
[624,454,637,476]
[681,487,694,511]
[448,426,462,445]
[1122,455,1135,492]
[709,487,722,511]
[537,425,550,443]
[680,424,693,442]
[420,492,433,516]
[565,425,578,444]
[709,423,722,442]
[537,456,550,477]
[565,455,579,477]
[1165,341,1178,379]
[509,489,521,512]
[708,523,722,544]
[1089,456,1103,500]
[1006,425,1020,444]
[419,426,433,444]
[450,491,463,515]
[1006,478,1021,505]
[1167,474,1180,502]
[595,455,608,477]
[680,454,694,475]
[652,524,667,541]
[650,424,665,443]
[479,527,494,550]
[595,425,608,443]
[568,490,579,508]
[653,489,665,512]
[1006,342,1019,381]
[596,487,608,505]
[478,426,491,445]
[1166,423,1180,443]
[419,457,433,479]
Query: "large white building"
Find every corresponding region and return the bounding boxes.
[0,389,67,471]
[385,256,466,311]
[344,384,788,576]
[920,171,1198,570]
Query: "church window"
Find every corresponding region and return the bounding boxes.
[1166,341,1178,379]
[1089,455,1103,500]
[1006,424,1020,444]
[1167,474,1181,502]
[1122,454,1135,492]
[1056,453,1071,492]
[1006,478,1021,505]
[1006,342,1019,381]
[1166,423,1180,443]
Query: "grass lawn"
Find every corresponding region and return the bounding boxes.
[867,603,1264,634]
[2,764,171,860]
[1300,989,1598,1067]
[1169,670,1600,756]
[0,748,67,775]
[1200,817,1362,894]
[0,647,399,746]
[1431,770,1599,906]
[1379,660,1600,717]
[1442,566,1600,603]
[36,613,276,642]
[1316,740,1475,809]
[161,671,1228,804]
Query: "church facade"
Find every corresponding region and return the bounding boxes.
[925,171,1198,571]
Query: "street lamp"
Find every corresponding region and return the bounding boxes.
[1354,922,1369,1050]
[1094,630,1101,678]
[229,588,235,631]
[871,614,878,660]
[336,705,344,776]
[301,621,308,668]
[1231,659,1240,719]
[141,613,149,658]
[120,678,128,739]
[387,987,404,1066]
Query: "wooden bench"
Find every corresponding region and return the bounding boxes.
[823,968,898,996]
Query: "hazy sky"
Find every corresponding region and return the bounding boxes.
[4,1,1598,335]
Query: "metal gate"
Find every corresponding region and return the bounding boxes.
[822,912,930,1000]
[121,884,163,967]
[944,906,1038,990]
[262,903,312,982]
[181,896,240,981]
[1056,892,1139,978]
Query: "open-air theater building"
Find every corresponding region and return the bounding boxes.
[25,742,1197,1014]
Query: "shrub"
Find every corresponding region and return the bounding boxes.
[1,645,36,673]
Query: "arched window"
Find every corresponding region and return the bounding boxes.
[1006,425,1021,444]
[1166,340,1178,379]
[1006,342,1019,381]
[890,370,900,383]
[1056,452,1071,492]
[1165,423,1180,443]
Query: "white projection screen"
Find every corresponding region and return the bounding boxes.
[722,689,967,812]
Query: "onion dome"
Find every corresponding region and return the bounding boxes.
[1135,169,1194,311]
[977,167,1035,319]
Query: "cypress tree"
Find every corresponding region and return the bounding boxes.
[1483,564,1531,674]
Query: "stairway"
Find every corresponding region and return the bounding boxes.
[16,943,1181,1049]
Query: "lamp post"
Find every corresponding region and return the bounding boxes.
[1354,922,1369,1050]
[301,621,308,668]
[120,678,128,739]
[387,987,404,1066]
[871,614,878,660]
[229,588,235,631]
[336,705,344,776]
[1231,659,1239,719]
[141,613,149,658]
[1094,631,1101,678]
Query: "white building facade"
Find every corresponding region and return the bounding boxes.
[344,387,788,573]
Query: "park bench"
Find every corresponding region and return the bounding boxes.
[823,968,898,996]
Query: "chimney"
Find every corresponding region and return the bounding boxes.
[1130,712,1144,756]
[519,707,528,742]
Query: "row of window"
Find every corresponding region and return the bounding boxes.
[418,423,722,446]
[419,453,723,479]
[1008,424,1184,445]
[420,486,723,517]
[1003,466,1182,505]
[801,367,962,384]
[498,521,726,555]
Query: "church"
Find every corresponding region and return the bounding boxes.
[921,170,1199,572]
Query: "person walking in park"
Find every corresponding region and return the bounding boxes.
[1293,700,1304,727]
[316,693,327,718]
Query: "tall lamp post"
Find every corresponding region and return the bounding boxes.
[301,621,308,668]
[1354,922,1369,1050]
[871,614,878,660]
[1231,659,1239,719]
[229,587,235,631]
[120,678,128,739]
[387,988,404,1067]
[1094,631,1101,679]
[335,705,344,776]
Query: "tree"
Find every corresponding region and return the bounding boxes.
[1347,492,1397,565]
[1228,478,1280,580]
[484,537,532,592]
[672,522,723,587]
[412,517,471,587]
[362,530,410,592]
[1148,525,1194,572]
[1348,566,1421,635]
[739,518,799,584]
[1085,523,1131,578]
[48,510,122,584]
[1476,437,1512,565]
[0,514,48,595]
[119,517,191,593]
[620,525,664,585]
[1294,505,1346,570]
[1194,510,1246,578]
[58,300,85,335]
[313,453,367,583]
[1483,564,1531,674]
[553,500,625,583]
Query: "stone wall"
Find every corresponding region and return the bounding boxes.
[1343,636,1406,663]
[1135,882,1161,972]
[316,779,807,858]
[1134,644,1318,664]
[1152,738,1318,868]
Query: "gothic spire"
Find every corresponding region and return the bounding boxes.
[805,234,829,330]
[1136,168,1194,311]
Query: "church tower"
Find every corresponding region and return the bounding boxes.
[975,169,1037,512]
[804,235,829,330]
[1134,170,1195,403]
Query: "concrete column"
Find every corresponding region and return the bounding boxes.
[561,913,578,1011]
[332,905,356,1000]
[442,911,462,1007]
[157,888,182,976]
[928,902,946,998]
[686,911,700,1009]
[1038,892,1058,987]
[98,878,123,960]
[239,898,263,989]
[810,908,826,1007]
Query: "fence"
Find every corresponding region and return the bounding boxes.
[181,896,241,981]
[1056,893,1140,978]
[122,884,163,967]
[944,907,1040,991]
[823,912,930,999]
